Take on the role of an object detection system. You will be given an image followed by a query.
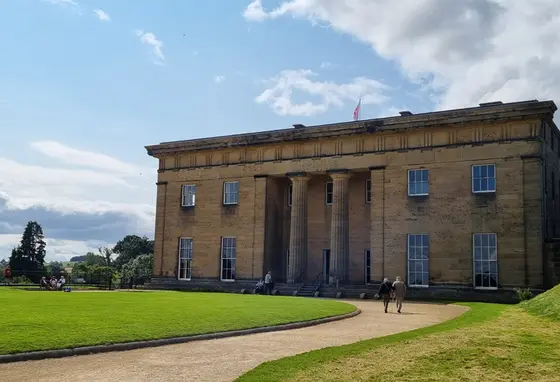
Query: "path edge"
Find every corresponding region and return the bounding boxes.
[0,308,361,364]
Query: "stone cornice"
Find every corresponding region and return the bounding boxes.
[146,100,556,158]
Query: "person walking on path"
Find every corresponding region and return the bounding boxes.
[264,270,274,295]
[376,278,394,313]
[392,276,406,313]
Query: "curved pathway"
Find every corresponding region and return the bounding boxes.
[0,300,466,382]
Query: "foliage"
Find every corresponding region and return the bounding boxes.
[514,287,533,302]
[70,263,114,286]
[112,235,154,270]
[46,261,67,277]
[98,246,113,267]
[0,290,355,355]
[83,252,106,266]
[521,283,560,320]
[10,275,34,284]
[8,221,46,283]
[121,253,154,285]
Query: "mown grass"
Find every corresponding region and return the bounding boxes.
[238,285,560,382]
[0,289,355,355]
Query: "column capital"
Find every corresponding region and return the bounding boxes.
[328,169,351,180]
[287,172,311,182]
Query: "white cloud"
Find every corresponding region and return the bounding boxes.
[93,9,110,22]
[320,61,336,69]
[244,0,560,110]
[0,142,156,261]
[135,30,165,64]
[30,141,140,175]
[43,0,78,6]
[255,69,390,116]
[214,75,226,83]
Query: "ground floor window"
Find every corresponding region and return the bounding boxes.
[322,249,330,283]
[178,238,193,280]
[473,233,498,289]
[221,237,236,281]
[364,249,371,284]
[407,234,429,287]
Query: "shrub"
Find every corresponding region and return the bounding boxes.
[515,287,533,302]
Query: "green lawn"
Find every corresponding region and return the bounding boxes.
[0,289,355,355]
[237,286,560,382]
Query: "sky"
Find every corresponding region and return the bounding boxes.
[1,0,560,262]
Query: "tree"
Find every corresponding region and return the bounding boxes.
[84,252,106,266]
[121,253,154,286]
[9,221,46,283]
[112,235,154,270]
[98,247,113,267]
[47,261,66,277]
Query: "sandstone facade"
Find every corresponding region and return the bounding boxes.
[147,100,560,290]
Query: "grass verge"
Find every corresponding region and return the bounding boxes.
[238,285,560,382]
[0,289,355,355]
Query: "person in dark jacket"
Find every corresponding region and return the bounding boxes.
[376,278,394,313]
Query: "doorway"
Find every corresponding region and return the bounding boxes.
[322,249,330,283]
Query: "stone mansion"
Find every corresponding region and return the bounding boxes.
[146,100,560,296]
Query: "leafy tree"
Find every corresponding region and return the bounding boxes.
[112,235,154,270]
[84,252,106,266]
[121,253,154,286]
[98,247,113,267]
[46,261,66,277]
[8,221,46,282]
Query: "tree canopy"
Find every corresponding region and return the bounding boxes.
[8,221,46,282]
[112,235,154,270]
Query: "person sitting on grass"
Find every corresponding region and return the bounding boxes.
[57,276,66,291]
[40,276,49,290]
[376,278,394,313]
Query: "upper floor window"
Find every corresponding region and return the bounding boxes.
[408,169,429,196]
[181,185,196,207]
[287,184,293,207]
[365,179,372,203]
[472,164,496,193]
[325,182,333,205]
[223,181,239,205]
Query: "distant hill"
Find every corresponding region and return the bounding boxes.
[69,255,87,263]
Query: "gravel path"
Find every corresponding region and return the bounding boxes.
[1,300,467,382]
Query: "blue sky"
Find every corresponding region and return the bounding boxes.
[1,0,558,261]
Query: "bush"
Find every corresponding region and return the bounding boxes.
[11,275,34,284]
[515,287,533,302]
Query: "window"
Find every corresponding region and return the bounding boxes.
[178,238,193,280]
[473,233,498,289]
[181,185,196,207]
[365,180,372,203]
[322,249,331,283]
[223,181,239,205]
[287,184,293,207]
[325,182,333,205]
[408,169,429,196]
[364,249,372,284]
[472,164,496,193]
[407,234,429,287]
[220,237,236,281]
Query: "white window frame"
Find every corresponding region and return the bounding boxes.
[178,237,193,280]
[407,234,429,287]
[181,185,196,207]
[365,179,372,204]
[287,184,293,207]
[220,237,236,282]
[472,164,496,194]
[364,249,372,284]
[223,181,239,205]
[325,181,333,205]
[408,169,429,196]
[472,233,498,290]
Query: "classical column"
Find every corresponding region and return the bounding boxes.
[370,166,386,282]
[329,170,351,283]
[287,172,310,283]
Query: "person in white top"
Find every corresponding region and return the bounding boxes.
[264,271,273,295]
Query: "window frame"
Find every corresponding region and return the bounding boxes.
[325,181,333,205]
[178,237,193,281]
[472,233,498,290]
[287,184,293,207]
[365,179,372,204]
[220,236,236,282]
[407,234,430,288]
[407,169,429,197]
[364,249,372,284]
[472,164,496,194]
[223,181,239,205]
[181,184,196,207]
